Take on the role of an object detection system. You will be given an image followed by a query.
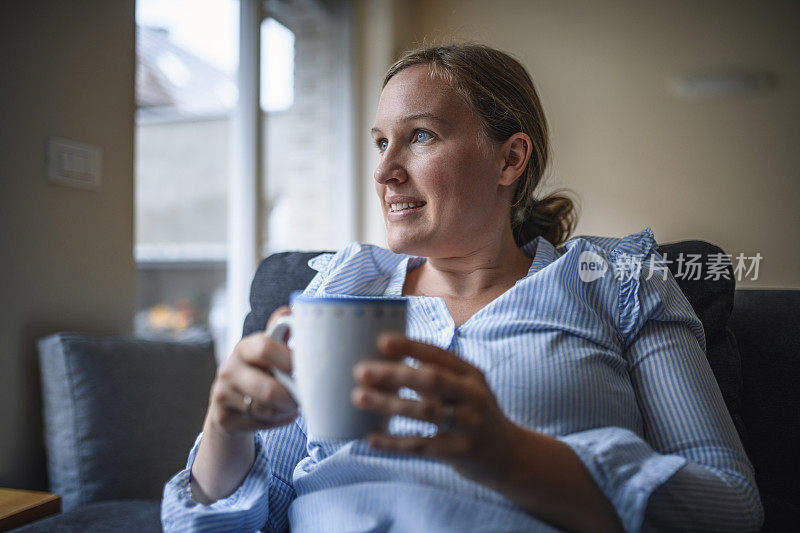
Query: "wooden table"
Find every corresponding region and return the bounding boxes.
[0,488,61,531]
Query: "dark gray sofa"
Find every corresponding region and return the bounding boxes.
[19,241,799,532]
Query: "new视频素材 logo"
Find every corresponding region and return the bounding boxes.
[576,249,762,283]
[578,251,608,282]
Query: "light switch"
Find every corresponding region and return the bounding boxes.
[46,137,102,189]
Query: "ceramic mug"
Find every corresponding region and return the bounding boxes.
[266,292,407,440]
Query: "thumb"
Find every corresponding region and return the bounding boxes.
[265,305,292,343]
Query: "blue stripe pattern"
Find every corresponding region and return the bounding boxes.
[162,228,763,532]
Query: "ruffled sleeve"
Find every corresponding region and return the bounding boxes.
[559,228,763,532]
[613,227,705,353]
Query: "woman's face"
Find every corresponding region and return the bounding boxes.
[372,64,511,257]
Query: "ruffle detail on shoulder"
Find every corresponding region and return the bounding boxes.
[612,228,659,344]
[610,227,658,262]
[611,227,705,352]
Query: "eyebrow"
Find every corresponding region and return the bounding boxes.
[371,112,448,136]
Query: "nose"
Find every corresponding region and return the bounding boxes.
[373,147,407,185]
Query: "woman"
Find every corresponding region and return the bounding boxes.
[162,44,763,532]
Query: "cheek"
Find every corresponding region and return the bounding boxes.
[410,150,496,211]
[416,169,454,208]
[438,159,495,205]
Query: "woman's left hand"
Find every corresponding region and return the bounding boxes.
[351,332,521,485]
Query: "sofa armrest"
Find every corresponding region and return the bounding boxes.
[38,333,216,511]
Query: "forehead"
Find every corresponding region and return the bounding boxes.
[374,64,473,128]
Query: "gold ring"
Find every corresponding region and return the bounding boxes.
[243,395,254,418]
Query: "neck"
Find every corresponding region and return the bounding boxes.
[410,226,533,300]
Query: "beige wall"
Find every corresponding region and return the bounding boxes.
[0,1,136,488]
[354,0,799,288]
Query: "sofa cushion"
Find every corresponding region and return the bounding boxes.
[37,334,216,511]
[11,499,161,532]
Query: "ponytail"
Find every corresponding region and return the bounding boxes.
[512,190,579,247]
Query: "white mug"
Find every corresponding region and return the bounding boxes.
[266,292,407,440]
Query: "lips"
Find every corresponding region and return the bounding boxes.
[385,195,425,204]
[384,194,426,221]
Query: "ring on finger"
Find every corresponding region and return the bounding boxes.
[242,395,255,418]
[438,403,456,433]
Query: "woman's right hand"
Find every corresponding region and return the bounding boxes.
[204,306,299,438]
[191,306,298,503]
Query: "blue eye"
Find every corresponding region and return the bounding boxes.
[414,130,432,143]
[377,139,388,153]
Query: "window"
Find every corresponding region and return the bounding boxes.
[262,2,355,253]
[134,0,353,360]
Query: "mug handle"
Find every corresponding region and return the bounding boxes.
[265,314,300,404]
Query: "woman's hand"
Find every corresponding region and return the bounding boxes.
[204,306,299,438]
[351,332,623,532]
[351,332,521,485]
[192,306,299,504]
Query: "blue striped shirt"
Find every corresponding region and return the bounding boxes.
[162,227,763,532]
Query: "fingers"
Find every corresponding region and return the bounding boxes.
[351,385,453,426]
[354,336,509,470]
[209,381,293,433]
[233,363,297,414]
[236,331,293,373]
[377,333,480,377]
[359,334,486,404]
[365,431,468,459]
[207,330,298,435]
[215,360,297,417]
[353,360,471,402]
[354,336,487,430]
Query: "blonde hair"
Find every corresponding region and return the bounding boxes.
[384,43,578,247]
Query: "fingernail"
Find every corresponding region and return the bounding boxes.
[359,389,373,406]
[353,363,371,381]
[351,387,371,407]
[377,332,397,351]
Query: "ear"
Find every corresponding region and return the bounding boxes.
[498,133,532,187]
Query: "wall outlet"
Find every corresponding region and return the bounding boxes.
[46,137,102,189]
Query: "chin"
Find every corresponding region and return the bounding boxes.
[387,232,442,258]
[386,237,410,255]
[386,232,420,255]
